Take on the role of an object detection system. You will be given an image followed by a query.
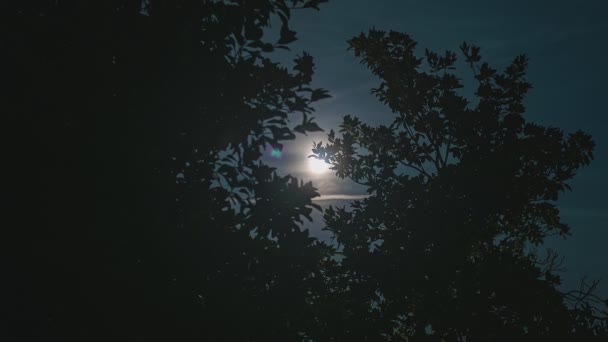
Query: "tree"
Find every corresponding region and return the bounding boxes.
[313,30,608,340]
[5,0,334,340]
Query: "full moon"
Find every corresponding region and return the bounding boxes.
[308,157,329,174]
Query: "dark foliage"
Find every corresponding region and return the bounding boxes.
[312,30,608,340]
[5,0,333,340]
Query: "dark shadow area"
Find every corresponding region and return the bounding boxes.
[5,1,331,340]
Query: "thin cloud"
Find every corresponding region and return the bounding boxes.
[312,194,370,201]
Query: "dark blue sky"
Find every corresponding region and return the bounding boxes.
[266,0,607,295]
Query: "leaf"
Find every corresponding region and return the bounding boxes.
[303,121,324,132]
[261,43,274,52]
[278,24,297,45]
[310,88,331,102]
[269,125,295,140]
[302,0,329,10]
[245,27,263,41]
[294,124,307,135]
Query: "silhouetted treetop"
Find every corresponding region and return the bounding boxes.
[313,29,606,340]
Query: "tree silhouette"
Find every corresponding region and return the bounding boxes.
[6,0,333,340]
[313,30,608,340]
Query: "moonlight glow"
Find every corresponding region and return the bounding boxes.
[308,157,329,174]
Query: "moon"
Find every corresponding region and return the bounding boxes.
[308,157,329,174]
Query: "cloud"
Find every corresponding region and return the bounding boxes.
[312,194,370,201]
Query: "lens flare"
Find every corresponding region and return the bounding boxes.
[268,143,284,159]
[270,148,282,158]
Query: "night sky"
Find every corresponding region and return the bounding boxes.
[263,0,608,295]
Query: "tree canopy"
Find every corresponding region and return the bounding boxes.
[312,29,608,340]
